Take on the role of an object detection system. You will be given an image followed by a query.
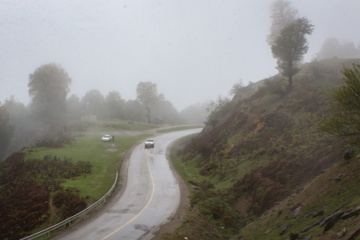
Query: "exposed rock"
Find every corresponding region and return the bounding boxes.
[294,206,301,218]
[291,203,301,210]
[312,209,324,217]
[336,227,346,238]
[342,206,360,220]
[279,224,289,236]
[320,209,344,232]
[265,228,271,235]
[303,236,312,240]
[301,218,324,233]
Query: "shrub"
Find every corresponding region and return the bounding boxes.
[264,77,287,96]
[320,63,360,146]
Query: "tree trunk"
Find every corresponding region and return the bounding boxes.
[287,75,293,92]
[146,105,151,123]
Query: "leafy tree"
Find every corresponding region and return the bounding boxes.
[124,99,146,122]
[105,91,125,119]
[28,63,72,136]
[67,94,82,120]
[0,101,13,161]
[271,17,313,91]
[81,89,105,118]
[206,96,232,126]
[320,63,360,146]
[229,79,244,96]
[3,97,33,156]
[151,94,180,123]
[267,0,298,46]
[136,81,158,123]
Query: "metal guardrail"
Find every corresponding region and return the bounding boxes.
[21,171,119,240]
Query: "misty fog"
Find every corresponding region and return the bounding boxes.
[1,0,360,111]
[1,0,360,160]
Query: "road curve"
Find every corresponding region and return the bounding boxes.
[56,128,201,240]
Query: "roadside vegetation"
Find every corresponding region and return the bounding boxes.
[0,119,154,239]
[169,135,243,239]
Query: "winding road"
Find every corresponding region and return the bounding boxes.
[55,128,201,240]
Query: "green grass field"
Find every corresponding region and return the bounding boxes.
[24,121,201,202]
[24,134,150,201]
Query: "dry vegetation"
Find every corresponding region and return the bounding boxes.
[0,152,90,239]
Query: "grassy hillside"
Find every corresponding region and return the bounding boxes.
[169,58,360,239]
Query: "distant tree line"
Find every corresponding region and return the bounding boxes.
[0,63,208,161]
[317,38,360,60]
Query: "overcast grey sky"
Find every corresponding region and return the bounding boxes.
[1,0,359,111]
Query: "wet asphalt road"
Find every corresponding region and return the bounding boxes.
[56,128,201,240]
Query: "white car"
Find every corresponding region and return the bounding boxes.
[102,135,114,142]
[145,139,155,149]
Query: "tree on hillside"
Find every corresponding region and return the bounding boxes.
[320,63,360,146]
[206,96,232,126]
[271,17,314,92]
[28,63,72,136]
[0,101,13,161]
[267,0,298,46]
[136,81,158,123]
[229,79,244,96]
[317,38,360,59]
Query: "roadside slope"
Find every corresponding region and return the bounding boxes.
[167,58,360,239]
[240,155,360,240]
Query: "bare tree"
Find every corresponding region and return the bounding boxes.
[136,81,158,123]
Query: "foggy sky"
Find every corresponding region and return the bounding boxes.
[1,0,360,111]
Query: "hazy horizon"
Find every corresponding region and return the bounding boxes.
[1,0,360,111]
